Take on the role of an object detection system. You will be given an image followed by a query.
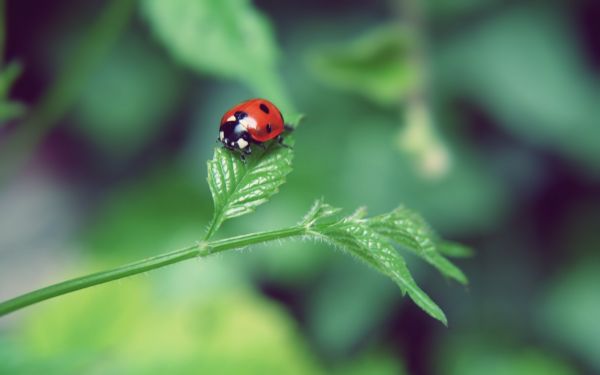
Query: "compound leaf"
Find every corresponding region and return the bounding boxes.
[369,207,469,285]
[303,200,449,325]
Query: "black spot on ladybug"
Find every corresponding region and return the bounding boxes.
[266,123,272,133]
[259,103,270,114]
[234,111,247,120]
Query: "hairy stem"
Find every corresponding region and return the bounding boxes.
[0,225,308,317]
[203,215,222,241]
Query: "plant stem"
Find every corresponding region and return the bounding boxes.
[209,226,307,254]
[0,225,308,317]
[203,215,221,241]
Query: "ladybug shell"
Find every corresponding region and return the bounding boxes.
[220,98,284,143]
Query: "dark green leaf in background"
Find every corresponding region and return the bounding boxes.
[0,61,25,123]
[72,34,185,159]
[437,4,600,172]
[538,259,600,372]
[436,335,578,375]
[310,24,415,107]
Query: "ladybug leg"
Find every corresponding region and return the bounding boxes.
[237,145,251,163]
[255,142,267,150]
[277,135,292,149]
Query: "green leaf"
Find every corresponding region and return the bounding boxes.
[303,200,449,325]
[0,62,22,98]
[369,207,469,285]
[438,241,474,258]
[205,113,303,239]
[141,0,282,96]
[310,24,415,107]
[0,101,25,123]
[300,198,343,227]
[0,62,26,124]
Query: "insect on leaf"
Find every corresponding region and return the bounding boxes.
[204,114,301,239]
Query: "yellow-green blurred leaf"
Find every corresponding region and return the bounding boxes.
[334,351,408,375]
[5,282,323,374]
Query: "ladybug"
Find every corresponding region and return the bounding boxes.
[219,98,288,158]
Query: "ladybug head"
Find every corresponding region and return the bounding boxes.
[219,119,251,151]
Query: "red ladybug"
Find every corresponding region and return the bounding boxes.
[219,98,287,158]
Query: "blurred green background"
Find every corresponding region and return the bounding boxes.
[0,0,599,374]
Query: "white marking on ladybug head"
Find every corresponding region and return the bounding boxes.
[219,131,224,140]
[227,115,236,122]
[239,116,257,130]
[237,138,249,149]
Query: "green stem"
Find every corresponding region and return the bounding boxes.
[203,214,222,241]
[209,226,307,253]
[0,225,308,317]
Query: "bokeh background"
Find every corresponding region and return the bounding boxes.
[1,0,599,374]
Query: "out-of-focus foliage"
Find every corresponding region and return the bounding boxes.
[141,0,290,110]
[0,281,323,374]
[539,259,600,372]
[0,61,25,123]
[84,165,208,260]
[72,34,185,159]
[333,351,408,375]
[305,257,399,357]
[437,4,600,172]
[436,335,578,375]
[398,100,452,179]
[310,25,414,107]
[425,0,503,18]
